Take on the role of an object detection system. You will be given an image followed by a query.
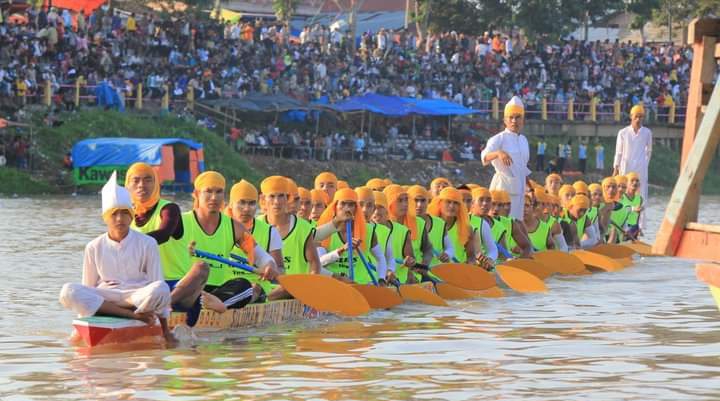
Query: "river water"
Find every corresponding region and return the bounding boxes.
[1,195,719,401]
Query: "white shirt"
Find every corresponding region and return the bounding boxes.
[614,125,652,176]
[82,229,163,290]
[481,129,531,195]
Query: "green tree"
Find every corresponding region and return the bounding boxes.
[273,0,298,34]
[627,0,661,43]
[652,0,720,42]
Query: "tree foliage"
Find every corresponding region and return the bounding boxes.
[273,0,298,26]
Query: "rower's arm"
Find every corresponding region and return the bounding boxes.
[385,241,396,273]
[145,203,181,244]
[305,235,322,274]
[82,243,100,287]
[442,231,455,261]
[512,221,533,258]
[481,220,498,262]
[420,227,433,265]
[268,227,285,272]
[313,221,338,241]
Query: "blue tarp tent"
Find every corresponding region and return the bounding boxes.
[322,94,478,116]
[71,138,205,187]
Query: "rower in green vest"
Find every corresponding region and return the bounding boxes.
[184,171,281,313]
[469,186,499,264]
[356,187,392,280]
[522,193,553,251]
[408,184,454,267]
[490,189,532,258]
[296,187,313,222]
[226,179,286,301]
[428,187,479,264]
[317,187,384,285]
[308,189,329,228]
[125,162,207,326]
[621,172,644,232]
[600,176,625,243]
[260,176,322,279]
[372,191,418,284]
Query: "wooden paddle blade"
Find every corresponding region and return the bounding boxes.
[571,250,624,272]
[471,286,505,298]
[398,284,448,306]
[351,284,404,309]
[617,257,634,267]
[696,263,720,288]
[590,244,636,259]
[434,282,477,300]
[431,264,497,290]
[532,250,587,274]
[495,265,548,293]
[504,259,553,280]
[622,241,657,257]
[277,275,370,317]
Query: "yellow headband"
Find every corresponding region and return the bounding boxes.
[588,183,602,193]
[229,179,258,203]
[373,191,388,209]
[570,194,590,210]
[626,172,640,181]
[615,175,628,185]
[572,180,588,195]
[366,178,385,191]
[125,162,160,215]
[193,171,226,209]
[504,104,524,117]
[407,185,430,200]
[559,184,576,197]
[286,177,299,200]
[630,104,645,116]
[384,184,418,240]
[261,175,289,196]
[471,186,491,200]
[546,173,562,184]
[314,171,338,189]
[431,177,451,189]
[355,186,375,202]
[310,189,329,205]
[297,187,311,201]
[490,189,510,203]
[337,180,349,189]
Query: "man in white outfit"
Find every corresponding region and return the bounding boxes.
[613,104,652,230]
[59,172,174,343]
[481,96,531,219]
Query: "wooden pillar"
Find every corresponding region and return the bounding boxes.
[614,100,621,122]
[74,80,81,108]
[44,80,52,107]
[135,83,143,110]
[567,99,574,121]
[590,98,597,122]
[161,84,169,111]
[187,86,195,111]
[492,97,499,120]
[541,98,548,120]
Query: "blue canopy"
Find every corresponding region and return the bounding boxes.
[321,93,478,116]
[72,138,203,167]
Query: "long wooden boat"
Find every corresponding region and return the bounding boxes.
[696,263,720,312]
[72,282,436,348]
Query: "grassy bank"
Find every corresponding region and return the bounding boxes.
[0,167,56,195]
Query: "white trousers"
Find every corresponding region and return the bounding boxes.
[509,193,524,220]
[59,281,171,318]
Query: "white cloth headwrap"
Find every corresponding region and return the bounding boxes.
[101,171,133,216]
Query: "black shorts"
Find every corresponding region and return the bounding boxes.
[204,278,253,309]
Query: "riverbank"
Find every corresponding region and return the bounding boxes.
[0,110,716,195]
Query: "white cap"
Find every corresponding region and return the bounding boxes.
[506,95,524,109]
[101,171,133,218]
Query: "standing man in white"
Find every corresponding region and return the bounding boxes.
[613,104,653,230]
[481,96,531,219]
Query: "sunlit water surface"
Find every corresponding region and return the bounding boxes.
[1,195,719,401]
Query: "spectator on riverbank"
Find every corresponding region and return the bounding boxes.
[536,137,546,171]
[578,141,587,173]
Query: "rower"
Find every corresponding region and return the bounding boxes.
[408,185,454,265]
[429,177,451,198]
[523,192,554,251]
[309,189,329,225]
[469,186,498,263]
[569,194,600,249]
[601,176,629,244]
[356,186,394,281]
[315,171,339,201]
[125,162,207,327]
[615,175,629,198]
[226,179,287,301]
[261,176,322,276]
[457,185,473,212]
[586,183,604,238]
[366,178,387,192]
[534,188,567,251]
[316,188,386,284]
[620,172,644,239]
[286,178,301,216]
[558,184,576,211]
[297,187,313,222]
[385,184,433,266]
[545,173,562,197]
[59,172,174,343]
[429,187,491,268]
[573,180,589,197]
[183,171,280,312]
[490,190,532,258]
[372,190,417,284]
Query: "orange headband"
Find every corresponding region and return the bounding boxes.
[366,178,385,191]
[310,189,329,205]
[261,175,289,196]
[373,191,388,209]
[355,186,375,202]
[125,162,161,215]
[193,171,226,209]
[314,171,338,189]
[383,184,418,240]
[297,186,311,201]
[428,187,470,245]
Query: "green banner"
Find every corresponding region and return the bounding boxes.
[73,165,129,185]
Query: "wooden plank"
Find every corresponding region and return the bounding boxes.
[686,222,720,234]
[681,36,717,168]
[687,18,720,44]
[675,230,720,263]
[654,79,720,256]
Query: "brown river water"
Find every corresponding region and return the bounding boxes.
[1,195,719,401]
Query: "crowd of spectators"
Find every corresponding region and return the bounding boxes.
[0,4,691,121]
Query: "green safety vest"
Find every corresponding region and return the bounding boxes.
[490,217,507,244]
[411,216,427,264]
[266,215,315,275]
[372,223,391,269]
[501,216,521,257]
[469,215,487,254]
[224,217,278,297]
[324,223,378,284]
[447,220,469,263]
[620,193,643,226]
[131,199,190,281]
[586,206,599,225]
[608,203,630,243]
[389,221,419,284]
[527,219,551,252]
[181,210,235,287]
[426,215,446,265]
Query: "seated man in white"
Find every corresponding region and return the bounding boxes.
[59,172,174,344]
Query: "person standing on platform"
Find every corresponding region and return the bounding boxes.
[594,141,605,171]
[536,136,546,172]
[578,141,587,174]
[557,142,566,172]
[481,96,531,220]
[613,104,652,230]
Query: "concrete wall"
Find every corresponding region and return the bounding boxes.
[523,120,684,140]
